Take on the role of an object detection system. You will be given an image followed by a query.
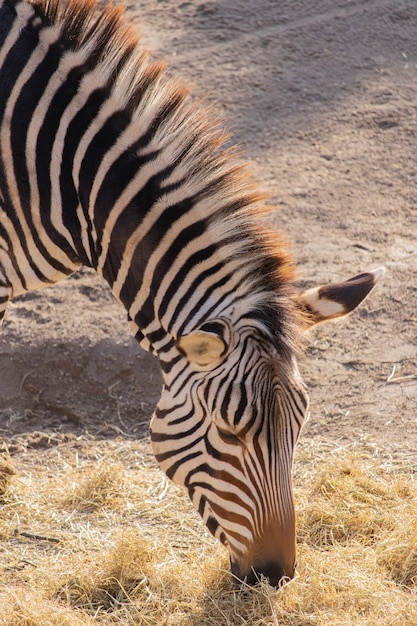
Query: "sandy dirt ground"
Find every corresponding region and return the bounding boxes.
[1,0,416,456]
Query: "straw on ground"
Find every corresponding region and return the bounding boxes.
[0,436,416,625]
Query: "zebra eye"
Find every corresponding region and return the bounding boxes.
[217,427,241,445]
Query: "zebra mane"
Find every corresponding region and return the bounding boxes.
[26,0,299,352]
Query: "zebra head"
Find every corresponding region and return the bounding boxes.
[152,316,307,587]
[150,269,383,587]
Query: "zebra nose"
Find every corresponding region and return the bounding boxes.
[230,558,295,588]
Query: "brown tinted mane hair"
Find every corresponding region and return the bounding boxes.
[27,0,299,351]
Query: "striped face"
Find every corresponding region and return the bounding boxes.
[150,318,309,587]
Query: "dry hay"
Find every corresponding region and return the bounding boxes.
[0,442,15,502]
[0,434,415,625]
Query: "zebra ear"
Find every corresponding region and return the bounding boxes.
[295,268,385,328]
[177,330,226,366]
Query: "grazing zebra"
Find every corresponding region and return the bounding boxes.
[0,0,383,587]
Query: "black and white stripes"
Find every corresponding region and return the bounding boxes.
[0,0,308,585]
[0,0,379,587]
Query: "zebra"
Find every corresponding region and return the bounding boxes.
[0,0,383,587]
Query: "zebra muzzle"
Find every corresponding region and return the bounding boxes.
[230,557,295,589]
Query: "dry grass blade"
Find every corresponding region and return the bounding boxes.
[386,364,417,384]
[0,441,15,502]
[0,436,416,625]
[63,461,128,511]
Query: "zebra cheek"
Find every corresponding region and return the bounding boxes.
[150,433,188,487]
[149,412,204,489]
